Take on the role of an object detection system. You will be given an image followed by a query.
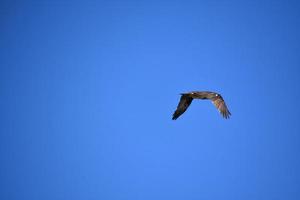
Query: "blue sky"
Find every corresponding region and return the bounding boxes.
[1,0,300,199]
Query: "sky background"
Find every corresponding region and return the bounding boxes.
[1,0,300,199]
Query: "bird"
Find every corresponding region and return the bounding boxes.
[172,91,231,120]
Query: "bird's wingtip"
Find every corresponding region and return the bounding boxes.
[172,113,178,120]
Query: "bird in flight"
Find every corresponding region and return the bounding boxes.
[172,91,231,120]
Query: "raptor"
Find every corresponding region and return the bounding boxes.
[172,91,231,120]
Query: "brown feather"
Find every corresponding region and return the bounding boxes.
[211,96,231,119]
[172,91,231,120]
[172,95,193,120]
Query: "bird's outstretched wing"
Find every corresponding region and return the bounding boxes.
[172,95,193,120]
[212,96,231,119]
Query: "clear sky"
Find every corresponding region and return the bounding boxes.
[1,0,300,199]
